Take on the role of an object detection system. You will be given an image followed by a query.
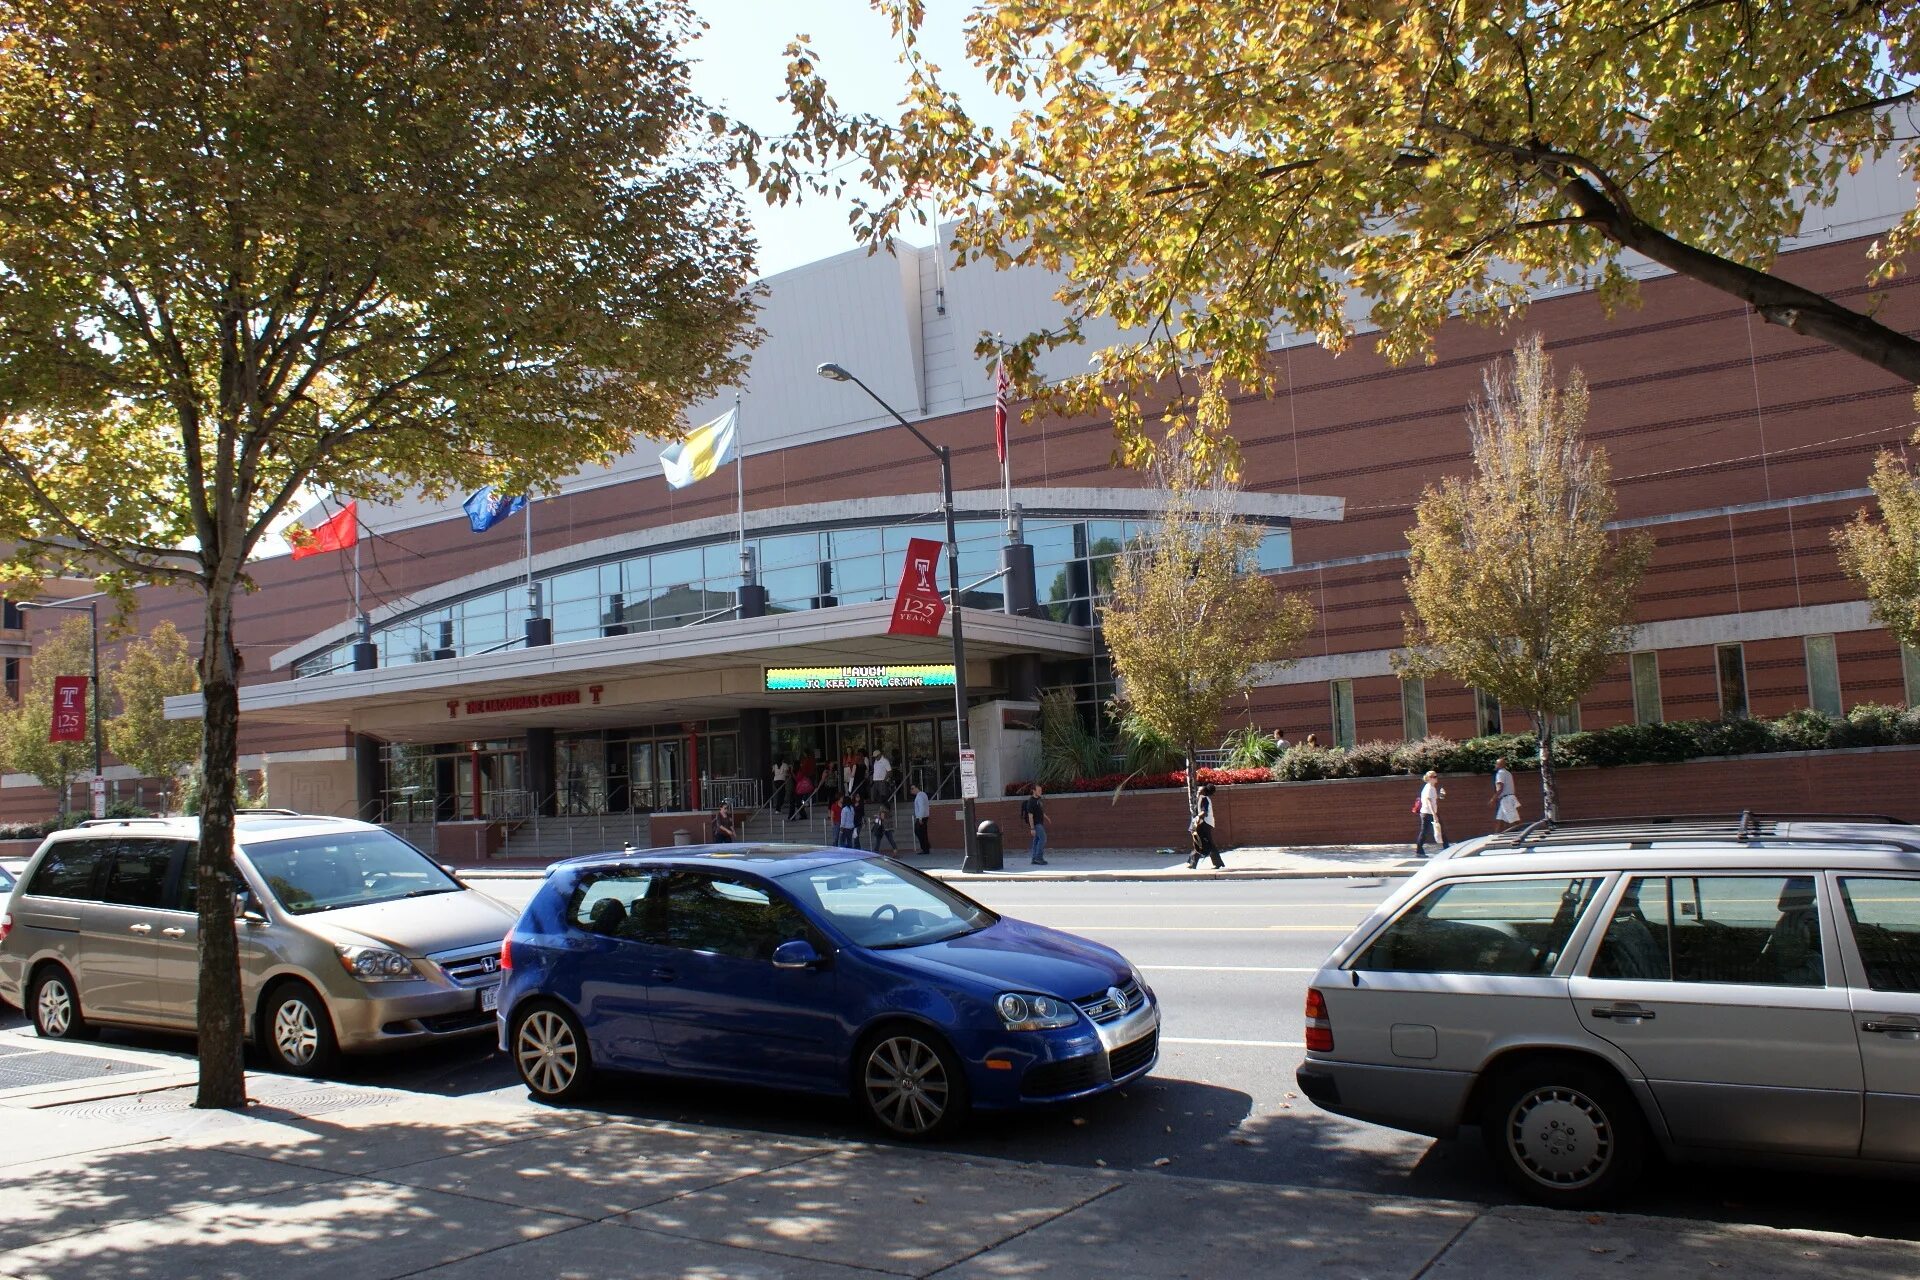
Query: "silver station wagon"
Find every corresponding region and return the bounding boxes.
[0,812,516,1074]
[1297,813,1920,1205]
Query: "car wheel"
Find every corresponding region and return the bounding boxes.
[1481,1058,1647,1207]
[855,1025,969,1141]
[511,1002,594,1103]
[259,982,340,1077]
[30,965,93,1041]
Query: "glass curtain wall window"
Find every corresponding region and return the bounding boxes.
[1329,679,1356,748]
[1630,651,1663,725]
[1400,678,1428,741]
[1716,643,1749,719]
[294,518,1295,677]
[1803,634,1842,716]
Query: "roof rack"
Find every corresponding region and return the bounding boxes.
[75,816,178,828]
[1472,812,1920,856]
[234,808,304,817]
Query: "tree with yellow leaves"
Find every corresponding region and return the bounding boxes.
[1834,402,1920,654]
[0,616,97,823]
[1100,453,1315,825]
[0,0,756,1108]
[108,622,202,811]
[1399,338,1651,820]
[747,1,1919,471]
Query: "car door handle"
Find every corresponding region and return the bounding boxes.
[1589,1005,1656,1023]
[650,967,676,982]
[127,923,152,935]
[1862,1020,1920,1040]
[161,927,187,938]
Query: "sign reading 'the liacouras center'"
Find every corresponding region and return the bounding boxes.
[764,664,956,693]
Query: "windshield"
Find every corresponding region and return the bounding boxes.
[246,829,462,916]
[777,857,996,950]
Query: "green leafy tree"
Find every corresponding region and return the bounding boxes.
[1834,397,1920,654]
[0,0,756,1107]
[1398,338,1652,820]
[0,616,97,821]
[1100,453,1315,822]
[108,622,202,809]
[749,1,1919,469]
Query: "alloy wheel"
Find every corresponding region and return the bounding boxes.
[516,1009,580,1097]
[273,998,321,1068]
[36,977,73,1037]
[1506,1084,1614,1189]
[863,1035,951,1137]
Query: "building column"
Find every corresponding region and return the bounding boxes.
[353,735,385,824]
[737,708,771,810]
[525,727,556,817]
[433,754,457,823]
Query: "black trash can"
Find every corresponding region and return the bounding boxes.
[967,819,1004,874]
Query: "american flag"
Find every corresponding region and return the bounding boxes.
[994,359,1009,465]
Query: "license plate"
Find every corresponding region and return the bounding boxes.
[480,984,500,1013]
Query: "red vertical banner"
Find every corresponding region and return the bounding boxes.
[50,675,87,743]
[887,538,949,637]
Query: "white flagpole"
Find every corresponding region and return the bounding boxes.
[524,491,536,620]
[997,350,1013,534]
[352,531,362,619]
[733,394,751,588]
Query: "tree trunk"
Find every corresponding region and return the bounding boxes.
[1536,713,1558,824]
[194,587,248,1110]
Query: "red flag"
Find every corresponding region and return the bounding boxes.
[50,675,87,743]
[887,537,948,637]
[993,360,1009,464]
[290,501,359,560]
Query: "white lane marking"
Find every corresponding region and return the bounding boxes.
[1161,1036,1306,1048]
[1139,965,1317,973]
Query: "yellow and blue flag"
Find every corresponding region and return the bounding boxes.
[659,408,738,490]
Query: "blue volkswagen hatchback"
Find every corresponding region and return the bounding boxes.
[497,844,1158,1137]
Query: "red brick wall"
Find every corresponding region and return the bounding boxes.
[967,746,1920,850]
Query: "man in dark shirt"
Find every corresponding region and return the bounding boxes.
[1019,783,1049,865]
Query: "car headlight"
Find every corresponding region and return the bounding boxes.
[336,945,417,982]
[1128,963,1154,999]
[996,992,1078,1031]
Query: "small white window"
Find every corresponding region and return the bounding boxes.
[1330,680,1356,748]
[1803,635,1842,716]
[1630,652,1662,725]
[1903,644,1920,708]
[1716,643,1749,719]
[1400,678,1428,740]
[1474,688,1503,737]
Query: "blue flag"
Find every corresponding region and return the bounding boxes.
[463,487,526,533]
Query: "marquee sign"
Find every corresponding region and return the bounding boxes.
[764,664,956,693]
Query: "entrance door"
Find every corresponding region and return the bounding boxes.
[629,741,656,812]
[904,721,937,797]
[655,739,686,811]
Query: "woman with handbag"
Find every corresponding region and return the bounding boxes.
[1414,770,1446,857]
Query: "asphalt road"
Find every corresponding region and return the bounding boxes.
[10,873,1919,1238]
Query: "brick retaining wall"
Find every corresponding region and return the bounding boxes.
[967,745,1920,850]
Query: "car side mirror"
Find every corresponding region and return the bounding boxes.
[235,891,266,923]
[439,864,465,884]
[772,939,823,970]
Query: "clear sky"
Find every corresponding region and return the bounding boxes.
[687,0,1000,277]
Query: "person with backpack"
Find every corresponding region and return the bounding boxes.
[1187,783,1224,869]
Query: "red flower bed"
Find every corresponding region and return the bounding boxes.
[1003,766,1271,796]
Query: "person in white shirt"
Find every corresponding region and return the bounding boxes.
[870,750,893,803]
[770,759,790,814]
[1490,757,1519,829]
[910,782,932,855]
[1415,770,1446,857]
[1186,783,1224,869]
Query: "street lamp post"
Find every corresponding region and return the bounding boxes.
[20,599,105,818]
[816,362,980,866]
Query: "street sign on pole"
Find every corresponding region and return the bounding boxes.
[90,774,106,819]
[957,748,978,800]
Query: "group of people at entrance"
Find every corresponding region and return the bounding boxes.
[766,749,933,856]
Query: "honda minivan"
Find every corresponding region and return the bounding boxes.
[0,812,516,1074]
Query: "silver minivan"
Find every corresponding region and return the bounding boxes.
[1297,814,1920,1205]
[0,812,516,1074]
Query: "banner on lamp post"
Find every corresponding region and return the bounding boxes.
[886,537,948,637]
[50,675,87,743]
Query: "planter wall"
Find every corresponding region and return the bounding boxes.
[967,745,1920,850]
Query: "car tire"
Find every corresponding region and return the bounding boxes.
[854,1024,970,1141]
[1480,1057,1647,1207]
[510,1001,595,1104]
[29,965,94,1041]
[258,981,341,1077]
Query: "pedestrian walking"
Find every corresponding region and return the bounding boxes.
[789,768,813,821]
[1414,770,1446,857]
[870,748,893,803]
[1490,756,1519,830]
[837,791,860,848]
[910,782,932,855]
[869,804,899,853]
[1187,783,1224,869]
[851,750,871,802]
[713,800,737,844]
[1021,783,1050,865]
[770,758,790,815]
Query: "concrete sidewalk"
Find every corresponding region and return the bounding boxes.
[454,843,1421,885]
[1,1050,1913,1279]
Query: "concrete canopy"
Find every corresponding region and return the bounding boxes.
[167,602,1092,744]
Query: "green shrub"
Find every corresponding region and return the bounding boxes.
[1342,740,1400,777]
[1272,744,1341,781]
[1838,703,1908,748]
[1694,716,1777,757]
[1220,723,1282,769]
[1770,708,1841,751]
